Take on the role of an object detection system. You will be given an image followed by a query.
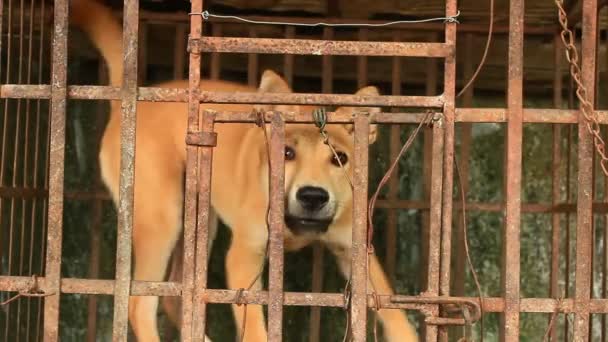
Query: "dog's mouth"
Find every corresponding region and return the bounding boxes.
[284,215,332,234]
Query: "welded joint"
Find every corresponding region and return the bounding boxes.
[187,36,201,54]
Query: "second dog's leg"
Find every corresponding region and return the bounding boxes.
[128,190,183,342]
[328,243,418,342]
[226,225,268,342]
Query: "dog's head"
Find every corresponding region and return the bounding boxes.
[256,70,379,236]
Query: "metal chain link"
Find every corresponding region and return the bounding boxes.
[555,0,608,176]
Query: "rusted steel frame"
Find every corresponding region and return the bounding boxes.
[438,2,457,341]
[111,0,139,339]
[12,187,608,213]
[385,30,402,282]
[282,26,295,86]
[422,31,441,341]
[350,115,369,341]
[267,113,286,341]
[42,0,69,338]
[0,84,440,107]
[308,27,334,342]
[549,33,564,342]
[181,0,205,339]
[8,83,608,123]
[174,23,187,80]
[8,274,608,313]
[375,200,608,213]
[501,0,524,339]
[573,0,598,339]
[191,37,453,58]
[191,110,216,342]
[247,27,258,87]
[421,39,438,297]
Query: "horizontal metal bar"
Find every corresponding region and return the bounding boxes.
[0,85,443,107]
[4,187,608,214]
[4,86,608,124]
[191,37,453,58]
[2,277,608,314]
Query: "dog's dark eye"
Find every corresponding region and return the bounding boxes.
[331,151,348,166]
[285,146,296,161]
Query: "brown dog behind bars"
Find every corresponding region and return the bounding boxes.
[70,0,418,341]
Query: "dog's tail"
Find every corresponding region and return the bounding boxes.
[71,0,123,91]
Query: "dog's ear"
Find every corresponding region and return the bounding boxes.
[335,86,380,144]
[255,70,297,114]
[258,69,292,94]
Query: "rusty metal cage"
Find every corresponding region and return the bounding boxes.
[1,0,608,341]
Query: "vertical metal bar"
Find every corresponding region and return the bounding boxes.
[450,32,474,341]
[283,27,295,87]
[603,126,608,342]
[192,111,215,341]
[385,30,402,280]
[425,117,445,342]
[549,32,563,342]
[502,0,524,339]
[247,27,258,87]
[573,0,598,340]
[209,23,221,80]
[351,114,369,342]
[357,29,368,88]
[112,0,139,339]
[182,0,205,340]
[42,0,68,339]
[424,32,439,342]
[267,113,286,341]
[14,0,27,334]
[421,33,438,298]
[23,0,38,338]
[174,24,187,80]
[3,4,17,338]
[439,0,457,309]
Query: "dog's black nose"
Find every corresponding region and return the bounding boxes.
[296,186,329,211]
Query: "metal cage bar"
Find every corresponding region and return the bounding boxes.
[111,0,139,339]
[42,0,68,339]
[573,0,598,340]
[502,0,524,339]
[182,0,206,340]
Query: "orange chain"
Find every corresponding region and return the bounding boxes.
[555,0,608,176]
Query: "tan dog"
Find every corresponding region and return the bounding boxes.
[70,0,418,341]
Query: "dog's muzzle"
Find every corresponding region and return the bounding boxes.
[284,186,333,234]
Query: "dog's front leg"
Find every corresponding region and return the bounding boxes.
[328,243,419,342]
[226,228,268,342]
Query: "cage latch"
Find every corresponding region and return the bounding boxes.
[390,295,481,326]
